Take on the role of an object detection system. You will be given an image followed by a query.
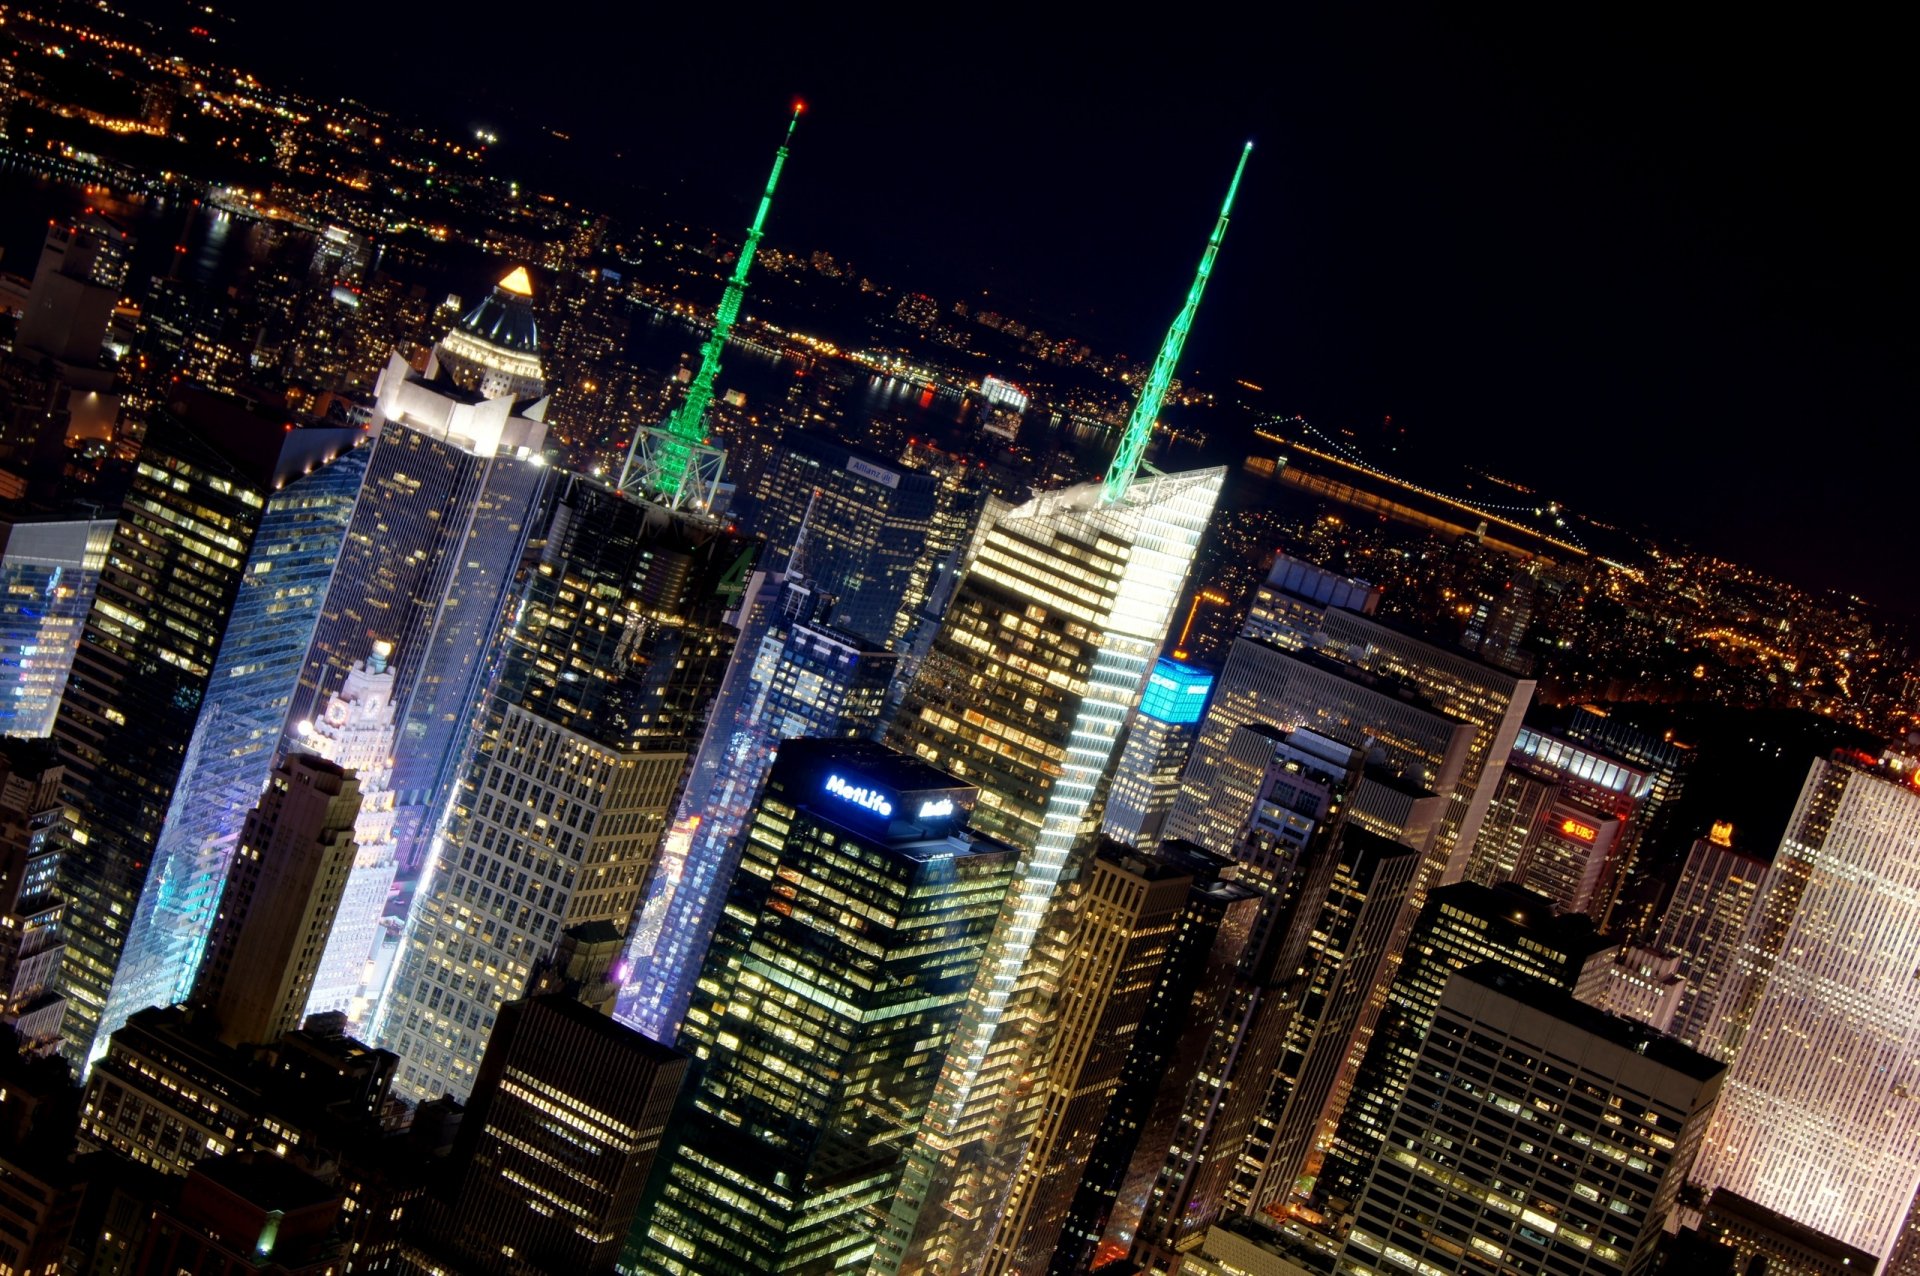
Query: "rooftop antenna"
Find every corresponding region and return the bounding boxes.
[1101,140,1251,505]
[619,101,804,510]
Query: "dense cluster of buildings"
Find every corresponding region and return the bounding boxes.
[0,7,1916,1276]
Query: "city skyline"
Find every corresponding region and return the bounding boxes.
[2,5,1917,1275]
[213,5,1917,606]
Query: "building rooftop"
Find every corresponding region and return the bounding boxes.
[521,993,685,1064]
[1704,1188,1877,1268]
[453,267,539,354]
[194,1151,339,1213]
[1241,635,1447,717]
[1205,1213,1340,1274]
[1455,962,1725,1083]
[776,737,973,807]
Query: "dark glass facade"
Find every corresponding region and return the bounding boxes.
[748,430,939,646]
[378,477,752,1102]
[100,446,368,1045]
[48,398,358,1064]
[632,739,1015,1275]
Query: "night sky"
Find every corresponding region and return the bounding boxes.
[237,6,1912,605]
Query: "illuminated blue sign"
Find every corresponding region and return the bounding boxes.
[917,798,955,820]
[1139,656,1213,725]
[825,773,894,818]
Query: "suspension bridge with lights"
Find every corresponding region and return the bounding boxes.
[1251,415,1601,559]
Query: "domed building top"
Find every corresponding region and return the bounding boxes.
[432,265,545,401]
[454,266,540,354]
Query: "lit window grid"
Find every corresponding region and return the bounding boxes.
[640,770,1012,1273]
[102,454,368,1045]
[877,468,1223,1273]
[379,708,679,1104]
[1338,985,1711,1276]
[1691,756,1920,1261]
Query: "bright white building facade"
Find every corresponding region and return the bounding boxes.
[1690,751,1920,1264]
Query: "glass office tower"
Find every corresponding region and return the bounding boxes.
[749,429,942,646]
[96,448,368,1050]
[49,394,359,1064]
[0,516,114,737]
[377,477,750,1103]
[631,739,1015,1276]
[875,467,1225,1276]
[1101,656,1213,848]
[622,593,897,1041]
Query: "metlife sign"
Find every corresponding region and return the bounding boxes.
[845,456,901,490]
[825,773,895,818]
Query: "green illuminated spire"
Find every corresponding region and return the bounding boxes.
[1101,140,1251,505]
[651,102,803,500]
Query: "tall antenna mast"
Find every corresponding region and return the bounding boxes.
[1101,140,1251,505]
[621,102,803,510]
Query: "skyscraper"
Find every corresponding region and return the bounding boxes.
[750,430,942,645]
[1576,942,1684,1033]
[1234,551,1534,884]
[1463,724,1652,922]
[1102,656,1213,848]
[438,993,687,1275]
[193,754,361,1048]
[618,566,833,1039]
[0,515,114,737]
[1129,730,1369,1268]
[632,739,1015,1275]
[1689,750,1920,1264]
[341,348,552,876]
[104,279,549,1050]
[376,476,749,1103]
[1165,638,1473,858]
[98,445,369,1050]
[428,265,547,402]
[1238,829,1420,1216]
[1336,965,1722,1276]
[1305,607,1534,884]
[624,595,899,1040]
[1052,842,1262,1274]
[876,466,1225,1273]
[16,215,122,366]
[1536,704,1694,935]
[1241,552,1382,646]
[981,843,1200,1275]
[1317,882,1610,1204]
[0,739,69,1048]
[47,391,360,1063]
[297,644,401,1029]
[875,139,1247,1275]
[1652,827,1766,1059]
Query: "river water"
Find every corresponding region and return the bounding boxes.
[2,162,1250,503]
